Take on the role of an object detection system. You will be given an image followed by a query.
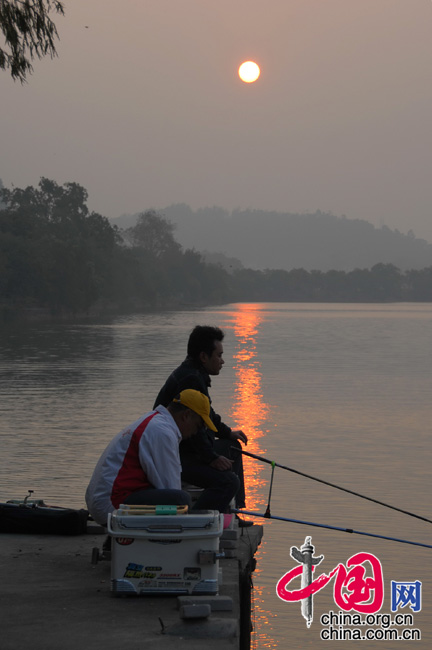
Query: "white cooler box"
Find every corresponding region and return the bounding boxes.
[107,505,224,596]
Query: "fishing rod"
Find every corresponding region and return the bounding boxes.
[233,509,432,550]
[235,448,432,526]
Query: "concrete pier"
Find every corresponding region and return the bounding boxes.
[0,522,263,650]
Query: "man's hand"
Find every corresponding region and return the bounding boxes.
[230,429,248,445]
[210,456,234,471]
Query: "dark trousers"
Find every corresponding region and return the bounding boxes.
[180,439,245,513]
[214,439,246,508]
[181,459,239,513]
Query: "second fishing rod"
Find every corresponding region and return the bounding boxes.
[233,447,432,526]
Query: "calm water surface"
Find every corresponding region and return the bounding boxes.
[1,303,431,649]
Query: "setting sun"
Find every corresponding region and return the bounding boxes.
[238,61,260,83]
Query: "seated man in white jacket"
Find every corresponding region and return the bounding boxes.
[85,389,217,527]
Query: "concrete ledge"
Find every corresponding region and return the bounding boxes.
[219,539,238,549]
[166,618,238,639]
[0,524,263,650]
[177,595,233,612]
[179,604,211,619]
[220,529,240,540]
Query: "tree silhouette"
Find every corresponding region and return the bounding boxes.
[127,210,181,258]
[0,178,118,312]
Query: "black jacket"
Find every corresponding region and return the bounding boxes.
[153,357,232,463]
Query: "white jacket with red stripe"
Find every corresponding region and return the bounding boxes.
[85,405,182,525]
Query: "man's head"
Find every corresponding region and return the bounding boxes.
[168,389,217,439]
[187,325,225,376]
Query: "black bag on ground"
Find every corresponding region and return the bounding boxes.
[0,502,89,535]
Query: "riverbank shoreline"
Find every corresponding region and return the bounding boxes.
[0,300,222,325]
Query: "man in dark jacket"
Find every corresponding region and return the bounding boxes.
[154,325,250,522]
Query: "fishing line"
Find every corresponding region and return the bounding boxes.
[235,448,432,525]
[264,461,275,518]
[233,509,432,550]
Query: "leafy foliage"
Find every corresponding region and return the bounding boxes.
[0,178,119,312]
[0,0,64,82]
[126,210,181,257]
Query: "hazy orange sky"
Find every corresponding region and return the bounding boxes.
[2,1,432,241]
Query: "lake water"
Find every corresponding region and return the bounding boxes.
[0,303,431,648]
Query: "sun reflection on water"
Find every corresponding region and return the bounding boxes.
[229,304,277,649]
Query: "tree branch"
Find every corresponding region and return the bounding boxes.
[0,0,64,82]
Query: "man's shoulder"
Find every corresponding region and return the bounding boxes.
[155,359,209,405]
[173,360,209,391]
[175,358,204,377]
[146,406,178,433]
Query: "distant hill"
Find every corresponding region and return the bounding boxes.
[111,205,432,272]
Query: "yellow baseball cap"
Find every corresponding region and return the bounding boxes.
[173,389,217,432]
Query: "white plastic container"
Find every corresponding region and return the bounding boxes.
[107,506,224,596]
